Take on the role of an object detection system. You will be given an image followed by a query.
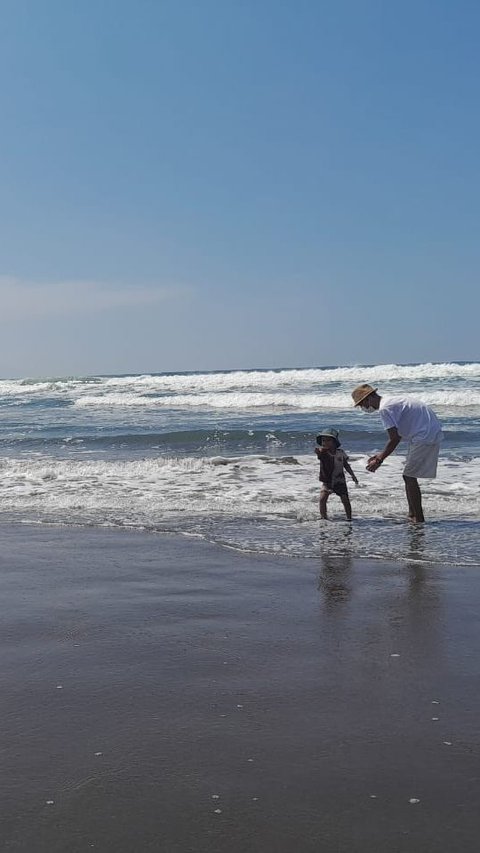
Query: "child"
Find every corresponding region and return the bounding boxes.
[315,427,358,520]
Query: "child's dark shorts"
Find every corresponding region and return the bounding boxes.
[320,481,349,498]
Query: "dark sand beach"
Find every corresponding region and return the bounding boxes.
[1,525,480,852]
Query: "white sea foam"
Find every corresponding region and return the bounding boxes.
[18,363,480,411]
[1,453,479,563]
[72,389,480,410]
[0,363,479,414]
[99,362,480,390]
[1,361,479,399]
[0,362,478,565]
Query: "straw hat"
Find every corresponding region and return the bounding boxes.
[351,384,377,406]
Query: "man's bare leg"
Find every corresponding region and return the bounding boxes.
[403,478,415,520]
[403,475,425,522]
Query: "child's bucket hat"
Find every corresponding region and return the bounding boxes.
[317,427,341,447]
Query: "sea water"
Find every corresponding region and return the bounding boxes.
[0,362,479,566]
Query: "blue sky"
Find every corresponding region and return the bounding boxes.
[0,0,478,376]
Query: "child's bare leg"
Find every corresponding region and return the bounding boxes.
[403,475,425,522]
[319,490,329,519]
[340,494,352,521]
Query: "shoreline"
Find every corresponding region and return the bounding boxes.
[4,513,479,569]
[1,524,480,852]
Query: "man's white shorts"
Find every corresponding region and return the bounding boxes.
[403,441,441,478]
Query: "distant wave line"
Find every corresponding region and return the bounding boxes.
[0,361,479,397]
[72,389,480,410]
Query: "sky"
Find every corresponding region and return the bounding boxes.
[0,0,479,376]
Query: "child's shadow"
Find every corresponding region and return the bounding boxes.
[317,553,353,605]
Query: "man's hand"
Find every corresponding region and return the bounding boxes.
[366,454,383,472]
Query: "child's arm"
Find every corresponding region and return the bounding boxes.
[344,459,358,484]
[315,446,327,459]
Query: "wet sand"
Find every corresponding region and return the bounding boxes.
[1,524,480,853]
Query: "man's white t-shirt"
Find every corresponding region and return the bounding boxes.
[379,397,442,444]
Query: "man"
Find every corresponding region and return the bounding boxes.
[351,383,442,523]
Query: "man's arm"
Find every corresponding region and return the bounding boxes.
[367,427,401,472]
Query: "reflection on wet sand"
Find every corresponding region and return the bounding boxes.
[317,522,444,673]
[406,522,427,561]
[317,554,353,606]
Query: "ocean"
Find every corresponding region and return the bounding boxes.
[0,361,479,566]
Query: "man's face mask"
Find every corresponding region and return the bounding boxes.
[361,398,376,413]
